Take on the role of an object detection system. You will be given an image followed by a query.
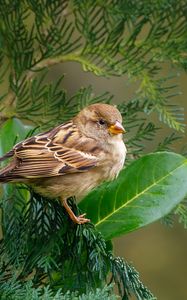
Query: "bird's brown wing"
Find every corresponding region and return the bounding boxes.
[2,121,98,179]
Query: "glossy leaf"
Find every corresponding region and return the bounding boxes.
[79,152,187,240]
[0,118,33,156]
[0,118,33,197]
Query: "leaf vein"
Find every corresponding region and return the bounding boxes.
[95,161,187,227]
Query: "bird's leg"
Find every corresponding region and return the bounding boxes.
[62,198,90,225]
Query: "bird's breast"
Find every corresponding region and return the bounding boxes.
[101,139,126,181]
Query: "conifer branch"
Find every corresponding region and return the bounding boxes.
[0,1,187,299]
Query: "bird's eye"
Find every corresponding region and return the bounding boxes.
[98,119,106,125]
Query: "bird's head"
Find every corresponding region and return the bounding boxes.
[74,103,126,142]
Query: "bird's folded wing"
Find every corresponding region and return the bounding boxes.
[12,130,98,178]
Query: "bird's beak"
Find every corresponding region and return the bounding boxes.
[108,121,126,135]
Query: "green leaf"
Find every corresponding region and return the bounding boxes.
[0,118,33,156]
[0,118,33,197]
[79,152,187,240]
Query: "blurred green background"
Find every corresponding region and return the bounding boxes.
[48,62,187,300]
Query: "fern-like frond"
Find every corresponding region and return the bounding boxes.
[156,133,181,152]
[157,103,185,132]
[162,198,187,230]
[175,200,187,229]
[0,278,118,300]
[137,74,185,132]
[13,76,112,128]
[0,187,155,300]
[126,122,159,160]
[0,2,35,74]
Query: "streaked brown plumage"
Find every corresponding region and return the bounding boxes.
[0,103,127,224]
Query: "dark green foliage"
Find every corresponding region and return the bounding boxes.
[0,188,154,300]
[157,133,182,152]
[0,0,186,131]
[162,199,187,229]
[175,200,187,228]
[0,280,118,300]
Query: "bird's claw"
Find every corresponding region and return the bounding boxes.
[75,213,90,224]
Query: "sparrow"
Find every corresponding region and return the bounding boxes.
[0,103,126,224]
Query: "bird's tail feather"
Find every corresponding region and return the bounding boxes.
[0,166,14,182]
[0,175,11,183]
[0,151,15,182]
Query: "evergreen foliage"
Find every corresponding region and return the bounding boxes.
[0,281,118,300]
[0,0,187,299]
[0,189,154,299]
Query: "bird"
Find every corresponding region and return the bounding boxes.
[0,103,127,224]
